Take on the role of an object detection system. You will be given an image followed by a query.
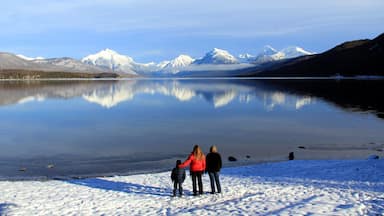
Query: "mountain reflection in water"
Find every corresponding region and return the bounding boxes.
[0,79,315,110]
[0,79,383,179]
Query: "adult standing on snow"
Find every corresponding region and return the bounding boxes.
[206,145,222,194]
[179,145,206,196]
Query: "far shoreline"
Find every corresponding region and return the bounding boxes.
[0,75,384,81]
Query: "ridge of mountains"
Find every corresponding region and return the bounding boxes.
[1,45,313,78]
[1,32,383,79]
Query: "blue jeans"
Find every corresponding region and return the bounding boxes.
[208,172,221,193]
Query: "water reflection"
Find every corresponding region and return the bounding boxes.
[0,79,315,110]
[0,79,383,179]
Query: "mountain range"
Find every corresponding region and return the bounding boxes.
[246,33,384,77]
[1,45,313,78]
[78,46,313,75]
[2,32,383,79]
[238,45,313,65]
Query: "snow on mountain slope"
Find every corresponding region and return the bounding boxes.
[33,58,107,73]
[238,53,255,63]
[251,46,313,65]
[240,46,280,64]
[281,46,314,58]
[157,61,170,68]
[82,49,137,75]
[16,54,44,61]
[262,45,279,56]
[194,48,239,65]
[161,55,194,73]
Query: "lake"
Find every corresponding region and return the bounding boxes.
[0,78,383,180]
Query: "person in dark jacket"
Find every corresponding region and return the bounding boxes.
[206,145,222,194]
[171,160,186,197]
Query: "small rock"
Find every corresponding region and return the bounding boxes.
[288,152,295,160]
[367,155,379,160]
[19,167,27,172]
[246,155,251,159]
[228,156,237,162]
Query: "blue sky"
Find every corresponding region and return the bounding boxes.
[1,0,383,62]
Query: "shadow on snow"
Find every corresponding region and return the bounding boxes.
[65,178,171,197]
[0,203,17,216]
[222,160,384,193]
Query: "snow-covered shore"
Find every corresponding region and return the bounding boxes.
[1,159,383,215]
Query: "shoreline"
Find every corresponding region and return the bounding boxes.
[0,153,380,182]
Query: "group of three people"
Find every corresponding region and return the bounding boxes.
[171,145,222,197]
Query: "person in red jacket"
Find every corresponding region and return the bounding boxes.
[179,145,206,195]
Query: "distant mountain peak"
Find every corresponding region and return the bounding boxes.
[84,48,129,60]
[175,54,194,60]
[211,47,226,53]
[280,46,314,58]
[262,45,278,55]
[82,49,137,74]
[194,48,238,65]
[99,48,119,55]
[161,54,194,74]
[169,54,194,66]
[238,53,255,59]
[238,53,256,63]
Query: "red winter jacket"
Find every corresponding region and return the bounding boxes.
[179,153,206,172]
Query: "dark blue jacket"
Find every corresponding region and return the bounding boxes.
[171,167,186,183]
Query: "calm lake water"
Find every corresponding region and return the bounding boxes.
[0,78,383,179]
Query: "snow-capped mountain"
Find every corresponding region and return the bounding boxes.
[280,46,313,58]
[250,46,313,65]
[262,45,279,56]
[156,61,170,69]
[238,53,255,63]
[239,46,280,63]
[33,57,107,73]
[238,53,255,59]
[82,49,137,75]
[193,48,239,65]
[161,55,194,73]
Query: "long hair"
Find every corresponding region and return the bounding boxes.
[210,145,218,153]
[192,145,205,160]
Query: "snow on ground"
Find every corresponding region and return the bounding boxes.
[1,159,383,216]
